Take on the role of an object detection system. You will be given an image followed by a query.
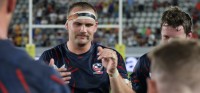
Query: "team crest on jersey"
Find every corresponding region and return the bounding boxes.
[92,63,103,74]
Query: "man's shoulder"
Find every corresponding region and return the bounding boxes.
[0,47,57,80]
[140,53,148,59]
[136,53,151,67]
[44,43,65,53]
[0,55,68,92]
[139,53,150,61]
[95,43,117,52]
[19,57,56,76]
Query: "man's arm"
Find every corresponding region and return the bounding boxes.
[98,47,135,93]
[109,69,134,93]
[130,53,151,93]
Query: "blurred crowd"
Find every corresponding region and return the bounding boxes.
[8,0,200,47]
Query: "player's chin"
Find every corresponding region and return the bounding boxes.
[76,40,90,46]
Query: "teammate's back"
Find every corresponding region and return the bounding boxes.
[0,40,70,93]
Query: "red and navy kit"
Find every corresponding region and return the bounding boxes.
[39,42,128,93]
[130,53,151,93]
[0,40,70,93]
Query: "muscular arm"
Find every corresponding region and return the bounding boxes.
[109,70,134,93]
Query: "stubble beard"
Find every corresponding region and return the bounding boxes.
[75,36,91,47]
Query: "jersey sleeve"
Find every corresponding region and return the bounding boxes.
[115,51,128,79]
[39,50,52,64]
[39,48,60,65]
[130,54,151,93]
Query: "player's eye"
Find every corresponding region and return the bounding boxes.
[85,23,93,27]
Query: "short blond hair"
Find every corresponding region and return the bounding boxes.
[149,39,200,93]
[67,2,97,18]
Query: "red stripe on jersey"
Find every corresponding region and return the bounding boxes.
[16,69,30,93]
[67,67,73,71]
[117,65,125,70]
[54,49,59,59]
[64,58,70,64]
[134,80,140,83]
[71,68,79,73]
[119,55,122,61]
[50,75,65,85]
[0,81,8,93]
[71,83,76,93]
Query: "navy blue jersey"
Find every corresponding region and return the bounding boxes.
[130,53,151,93]
[0,40,70,93]
[39,42,128,93]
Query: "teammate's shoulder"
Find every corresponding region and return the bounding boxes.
[21,59,52,72]
[93,42,103,47]
[140,53,149,58]
[95,43,115,50]
[138,53,151,63]
[18,61,67,91]
[34,64,66,86]
[44,43,66,52]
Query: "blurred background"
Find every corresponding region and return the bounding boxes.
[9,0,200,72]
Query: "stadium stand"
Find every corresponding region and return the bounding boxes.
[9,0,200,47]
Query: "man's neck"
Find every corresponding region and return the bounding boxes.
[67,41,91,55]
[0,27,8,40]
[0,13,9,40]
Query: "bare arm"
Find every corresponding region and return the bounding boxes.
[109,69,134,93]
[97,47,135,93]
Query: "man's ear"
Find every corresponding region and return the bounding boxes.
[187,32,193,39]
[94,21,98,33]
[147,78,157,93]
[65,21,68,30]
[7,0,16,13]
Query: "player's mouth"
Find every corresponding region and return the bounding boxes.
[76,35,88,39]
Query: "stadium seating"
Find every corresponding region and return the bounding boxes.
[9,0,200,47]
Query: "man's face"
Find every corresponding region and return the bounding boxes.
[161,24,191,43]
[66,7,97,46]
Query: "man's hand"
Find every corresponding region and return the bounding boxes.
[97,47,118,77]
[49,58,71,84]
